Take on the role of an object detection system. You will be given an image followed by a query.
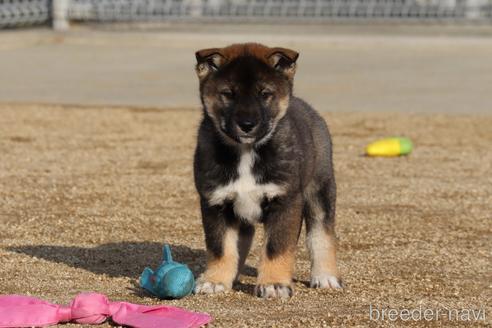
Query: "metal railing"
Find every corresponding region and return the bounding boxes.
[0,0,50,27]
[1,0,491,29]
[67,0,492,21]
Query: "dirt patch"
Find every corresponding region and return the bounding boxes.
[0,104,490,327]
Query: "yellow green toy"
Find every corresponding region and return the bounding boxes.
[365,137,413,157]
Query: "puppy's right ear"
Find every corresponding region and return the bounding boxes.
[195,48,225,80]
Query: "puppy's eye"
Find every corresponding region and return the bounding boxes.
[260,90,273,100]
[220,89,234,100]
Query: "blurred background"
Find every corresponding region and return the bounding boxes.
[2,0,492,27]
[0,0,491,113]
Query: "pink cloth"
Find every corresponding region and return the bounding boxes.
[0,292,211,328]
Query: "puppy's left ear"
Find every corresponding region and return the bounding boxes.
[267,47,299,80]
[195,48,225,80]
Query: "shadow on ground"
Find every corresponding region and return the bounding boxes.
[7,242,258,279]
[8,242,206,278]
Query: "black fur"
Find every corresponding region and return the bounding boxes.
[194,97,336,257]
[193,43,339,297]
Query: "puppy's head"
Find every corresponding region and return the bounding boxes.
[195,43,299,145]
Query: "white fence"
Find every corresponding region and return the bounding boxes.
[1,0,491,28]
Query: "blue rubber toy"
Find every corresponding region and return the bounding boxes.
[140,244,195,299]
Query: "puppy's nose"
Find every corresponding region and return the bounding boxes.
[237,120,257,133]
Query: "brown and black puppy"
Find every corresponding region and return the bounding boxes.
[193,43,341,299]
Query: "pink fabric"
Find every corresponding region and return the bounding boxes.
[0,292,211,328]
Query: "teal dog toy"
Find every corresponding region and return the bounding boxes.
[140,244,195,299]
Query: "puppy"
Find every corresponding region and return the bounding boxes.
[193,43,341,299]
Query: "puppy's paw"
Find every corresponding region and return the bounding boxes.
[255,283,293,299]
[310,273,342,289]
[194,280,229,294]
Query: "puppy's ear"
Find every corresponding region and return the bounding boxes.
[195,48,225,80]
[267,47,299,80]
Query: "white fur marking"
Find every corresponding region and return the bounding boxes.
[256,284,292,299]
[310,273,342,289]
[209,149,285,223]
[307,225,329,276]
[306,195,339,287]
[194,281,227,294]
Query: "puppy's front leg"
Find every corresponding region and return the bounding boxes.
[255,196,303,299]
[195,200,239,294]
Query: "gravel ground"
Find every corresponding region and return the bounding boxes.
[0,104,490,327]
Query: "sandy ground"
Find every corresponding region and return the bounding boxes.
[0,104,490,327]
[1,25,492,113]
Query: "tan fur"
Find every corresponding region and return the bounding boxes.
[202,95,217,120]
[195,63,210,80]
[200,228,239,289]
[276,95,290,121]
[255,197,302,286]
[212,43,273,63]
[257,248,296,285]
[196,43,298,71]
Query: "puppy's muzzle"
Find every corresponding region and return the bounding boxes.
[236,119,257,133]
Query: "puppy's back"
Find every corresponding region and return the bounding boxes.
[286,97,334,181]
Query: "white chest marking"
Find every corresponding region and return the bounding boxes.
[208,149,285,223]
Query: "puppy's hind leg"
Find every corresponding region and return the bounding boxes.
[304,181,342,289]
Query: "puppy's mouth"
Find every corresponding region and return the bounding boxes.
[238,124,275,145]
[238,135,256,144]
